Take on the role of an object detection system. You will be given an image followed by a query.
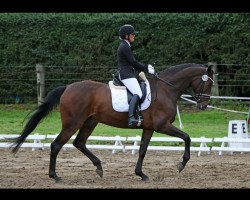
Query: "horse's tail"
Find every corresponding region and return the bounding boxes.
[11,85,67,154]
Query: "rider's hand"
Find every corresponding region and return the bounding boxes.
[147,64,155,75]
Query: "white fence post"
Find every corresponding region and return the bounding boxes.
[131,135,141,155]
[32,133,43,151]
[112,135,125,153]
[36,64,45,105]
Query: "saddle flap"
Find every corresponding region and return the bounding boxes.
[108,80,151,113]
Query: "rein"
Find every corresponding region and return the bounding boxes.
[154,72,185,93]
[153,72,213,103]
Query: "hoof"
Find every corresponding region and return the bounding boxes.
[136,171,149,182]
[54,176,62,183]
[96,168,103,178]
[141,176,149,182]
[177,162,185,173]
[50,175,62,183]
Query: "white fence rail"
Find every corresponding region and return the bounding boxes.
[1,134,250,156]
[44,134,126,153]
[125,136,212,156]
[180,95,250,115]
[211,137,250,155]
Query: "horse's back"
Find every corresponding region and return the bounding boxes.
[60,80,109,105]
[65,80,107,93]
[70,80,106,88]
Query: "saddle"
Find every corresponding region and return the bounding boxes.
[112,71,147,104]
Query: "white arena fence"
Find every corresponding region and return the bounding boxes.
[1,134,250,156]
[181,94,250,115]
[175,95,250,130]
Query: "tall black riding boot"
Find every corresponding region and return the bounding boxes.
[128,94,141,127]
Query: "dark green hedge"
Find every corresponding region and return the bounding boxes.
[1,13,249,67]
[0,13,249,102]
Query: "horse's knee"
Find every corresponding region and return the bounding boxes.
[184,136,191,144]
[51,141,63,153]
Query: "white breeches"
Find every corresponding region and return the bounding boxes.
[120,78,142,99]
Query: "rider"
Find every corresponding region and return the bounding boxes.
[117,24,155,127]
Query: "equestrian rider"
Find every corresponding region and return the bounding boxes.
[117,24,155,127]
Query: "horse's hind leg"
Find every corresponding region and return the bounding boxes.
[49,126,79,182]
[135,129,154,181]
[72,117,103,178]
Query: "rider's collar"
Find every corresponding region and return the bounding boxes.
[124,39,131,47]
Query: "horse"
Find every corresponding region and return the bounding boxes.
[11,63,214,182]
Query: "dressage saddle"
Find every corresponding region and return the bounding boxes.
[112,71,147,104]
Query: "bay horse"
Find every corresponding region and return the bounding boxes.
[11,63,214,182]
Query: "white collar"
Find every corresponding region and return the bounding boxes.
[124,39,131,47]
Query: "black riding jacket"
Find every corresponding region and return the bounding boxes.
[117,40,148,80]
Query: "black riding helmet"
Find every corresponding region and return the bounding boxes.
[119,24,136,39]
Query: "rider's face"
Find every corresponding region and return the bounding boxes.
[126,33,135,43]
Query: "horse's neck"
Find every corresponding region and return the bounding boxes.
[158,67,205,100]
[148,76,181,104]
[163,68,204,91]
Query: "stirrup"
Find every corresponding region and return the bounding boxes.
[128,118,138,127]
[128,116,143,127]
[137,115,143,126]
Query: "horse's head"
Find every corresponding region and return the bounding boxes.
[190,65,214,110]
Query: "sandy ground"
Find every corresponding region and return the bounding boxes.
[0,148,249,189]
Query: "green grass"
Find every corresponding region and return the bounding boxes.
[0,104,248,139]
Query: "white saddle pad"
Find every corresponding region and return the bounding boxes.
[109,80,151,112]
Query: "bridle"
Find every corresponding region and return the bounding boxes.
[153,71,214,103]
[192,74,214,103]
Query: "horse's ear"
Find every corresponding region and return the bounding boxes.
[206,65,213,76]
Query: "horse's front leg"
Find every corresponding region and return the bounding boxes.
[156,123,191,173]
[135,129,154,181]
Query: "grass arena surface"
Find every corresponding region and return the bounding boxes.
[0,148,249,188]
[0,104,247,138]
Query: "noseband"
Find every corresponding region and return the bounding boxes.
[154,72,214,103]
[193,74,214,103]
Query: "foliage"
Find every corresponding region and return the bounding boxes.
[0,13,249,102]
[1,13,249,66]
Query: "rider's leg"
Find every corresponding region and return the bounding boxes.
[120,78,142,127]
[127,94,141,126]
